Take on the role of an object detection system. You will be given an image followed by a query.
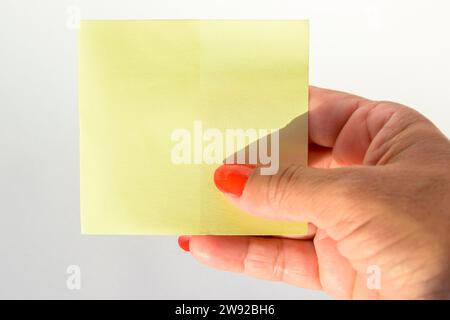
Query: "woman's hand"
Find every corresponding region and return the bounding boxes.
[178,86,450,299]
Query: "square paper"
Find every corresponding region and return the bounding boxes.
[79,20,309,234]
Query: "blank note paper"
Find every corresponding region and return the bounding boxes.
[79,20,309,235]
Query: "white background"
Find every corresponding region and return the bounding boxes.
[0,0,449,299]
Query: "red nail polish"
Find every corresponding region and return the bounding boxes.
[213,164,255,197]
[178,236,190,252]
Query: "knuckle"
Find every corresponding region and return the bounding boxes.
[243,237,286,282]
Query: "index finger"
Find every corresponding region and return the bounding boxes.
[308,86,366,148]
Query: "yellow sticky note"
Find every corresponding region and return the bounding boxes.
[79,20,309,235]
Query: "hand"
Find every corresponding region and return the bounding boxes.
[178,86,450,299]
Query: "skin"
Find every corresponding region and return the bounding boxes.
[184,86,450,299]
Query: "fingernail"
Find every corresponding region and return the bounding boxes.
[178,236,190,252]
[213,164,256,197]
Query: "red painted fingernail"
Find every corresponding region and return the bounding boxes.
[178,236,190,252]
[213,164,256,197]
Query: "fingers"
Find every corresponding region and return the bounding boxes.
[215,164,378,231]
[308,86,399,165]
[308,86,364,148]
[309,87,450,167]
[189,235,321,290]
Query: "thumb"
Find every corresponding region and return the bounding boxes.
[213,164,379,231]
